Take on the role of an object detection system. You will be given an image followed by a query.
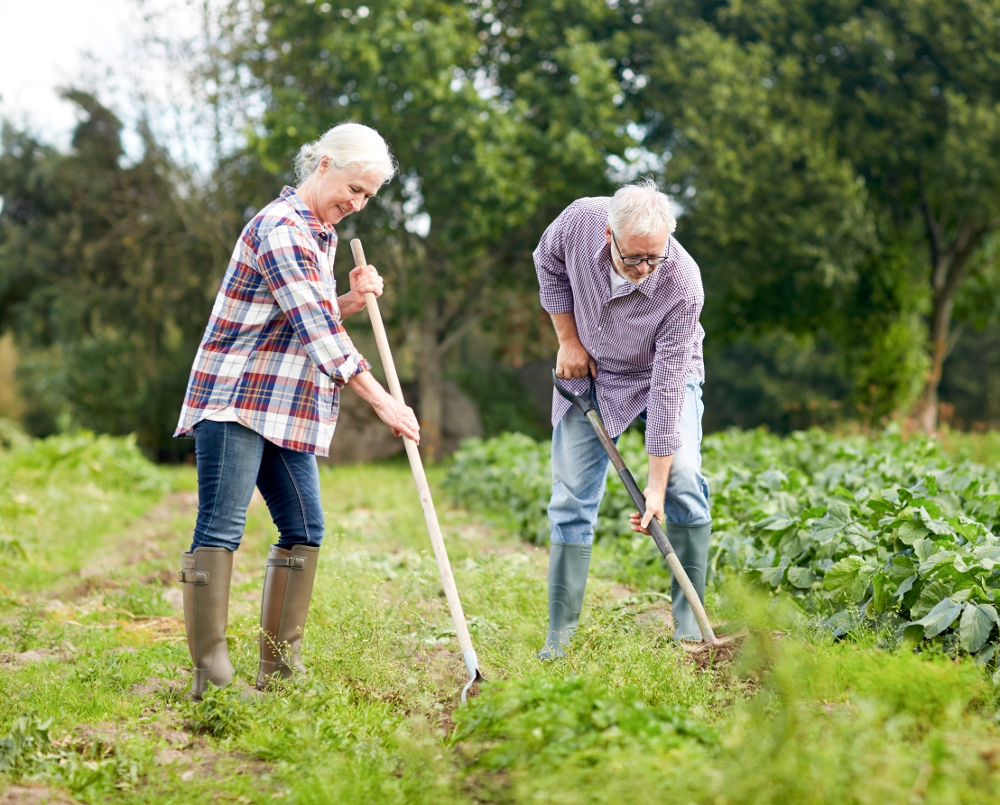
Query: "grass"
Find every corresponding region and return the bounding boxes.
[2,436,1000,802]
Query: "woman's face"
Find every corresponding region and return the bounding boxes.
[305,161,383,226]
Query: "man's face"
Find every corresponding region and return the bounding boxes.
[605,223,670,284]
[312,162,383,226]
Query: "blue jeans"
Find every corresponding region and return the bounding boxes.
[191,420,325,552]
[548,377,710,545]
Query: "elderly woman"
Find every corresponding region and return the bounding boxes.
[173,123,419,699]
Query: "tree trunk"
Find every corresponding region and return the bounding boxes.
[913,202,989,434]
[915,290,953,434]
[411,303,444,462]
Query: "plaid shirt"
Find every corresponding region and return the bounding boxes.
[534,197,705,456]
[174,186,370,456]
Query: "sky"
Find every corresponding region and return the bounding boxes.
[0,0,201,150]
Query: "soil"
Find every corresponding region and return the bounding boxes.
[0,786,77,805]
[678,631,748,673]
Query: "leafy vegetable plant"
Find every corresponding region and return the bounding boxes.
[445,426,1000,659]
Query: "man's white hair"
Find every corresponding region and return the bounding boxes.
[294,122,398,185]
[607,177,677,238]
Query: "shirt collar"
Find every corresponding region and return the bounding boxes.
[280,186,337,243]
[596,238,673,300]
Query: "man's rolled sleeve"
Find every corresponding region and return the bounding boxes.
[645,302,700,456]
[258,225,370,387]
[533,204,576,314]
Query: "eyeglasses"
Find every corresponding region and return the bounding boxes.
[611,229,669,268]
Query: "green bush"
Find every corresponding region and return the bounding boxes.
[1,430,167,492]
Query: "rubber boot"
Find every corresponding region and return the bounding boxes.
[179,547,256,700]
[667,522,712,641]
[537,543,592,659]
[256,544,320,690]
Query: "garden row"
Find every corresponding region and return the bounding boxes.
[444,427,1000,663]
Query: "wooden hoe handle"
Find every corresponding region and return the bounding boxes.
[350,239,484,700]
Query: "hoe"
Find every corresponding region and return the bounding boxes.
[553,371,720,646]
[351,239,485,702]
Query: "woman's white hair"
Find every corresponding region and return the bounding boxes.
[294,122,398,184]
[607,177,676,238]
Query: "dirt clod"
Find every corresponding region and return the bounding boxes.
[678,630,748,672]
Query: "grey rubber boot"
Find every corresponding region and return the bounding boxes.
[179,547,256,700]
[256,544,320,690]
[667,522,712,641]
[537,543,592,659]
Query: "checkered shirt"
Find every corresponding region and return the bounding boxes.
[174,186,370,456]
[534,197,705,456]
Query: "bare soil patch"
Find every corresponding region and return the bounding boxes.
[0,786,77,805]
[678,630,748,673]
[0,647,74,669]
[129,676,187,698]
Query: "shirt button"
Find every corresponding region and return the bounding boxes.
[598,326,602,331]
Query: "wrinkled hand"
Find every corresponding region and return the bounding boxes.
[373,395,420,443]
[629,488,664,536]
[348,263,384,299]
[555,339,597,380]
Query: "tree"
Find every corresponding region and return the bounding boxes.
[227,0,632,458]
[633,0,1000,429]
[0,92,246,458]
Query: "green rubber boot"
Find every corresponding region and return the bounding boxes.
[667,522,712,641]
[537,543,591,659]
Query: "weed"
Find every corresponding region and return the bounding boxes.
[0,714,138,797]
[13,603,42,652]
[103,580,173,618]
[454,675,717,771]
[186,684,254,738]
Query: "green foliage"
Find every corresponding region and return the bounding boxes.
[452,366,549,441]
[703,331,851,433]
[0,94,252,459]
[0,429,167,590]
[0,714,138,796]
[102,580,173,618]
[446,426,1000,657]
[6,456,1000,801]
[453,675,716,771]
[446,433,552,544]
[186,685,254,738]
[634,0,1000,416]
[1,430,167,493]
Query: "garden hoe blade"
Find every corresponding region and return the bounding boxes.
[552,371,721,646]
[352,239,485,703]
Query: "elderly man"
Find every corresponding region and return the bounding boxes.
[534,178,710,658]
